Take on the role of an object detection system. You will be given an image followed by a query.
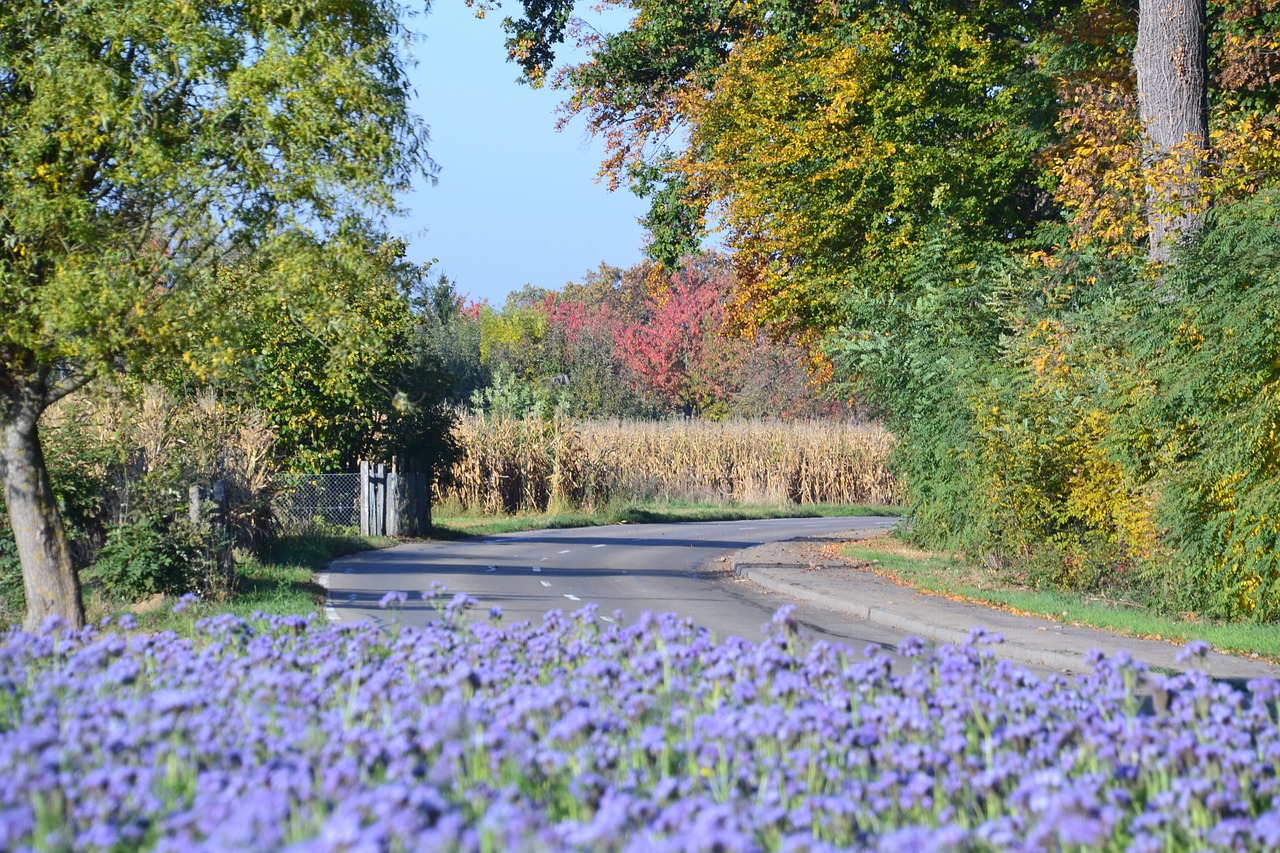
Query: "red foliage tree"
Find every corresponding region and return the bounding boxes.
[616,265,741,416]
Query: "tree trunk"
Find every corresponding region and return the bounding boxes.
[0,377,85,631]
[1136,0,1209,262]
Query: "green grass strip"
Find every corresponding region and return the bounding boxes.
[841,537,1280,662]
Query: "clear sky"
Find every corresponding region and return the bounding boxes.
[395,2,649,307]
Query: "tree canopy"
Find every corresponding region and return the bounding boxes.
[1,0,431,628]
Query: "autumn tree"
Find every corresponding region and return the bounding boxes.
[1,0,429,629]
[508,0,1061,339]
[615,263,737,417]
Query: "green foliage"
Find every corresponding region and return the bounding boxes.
[193,229,457,476]
[1119,189,1280,620]
[469,367,554,420]
[87,516,207,603]
[826,234,1008,553]
[0,0,429,625]
[417,274,491,406]
[831,192,1280,623]
[631,159,705,270]
[828,231,1160,592]
[0,0,428,382]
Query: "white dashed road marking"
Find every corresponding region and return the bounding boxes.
[540,581,552,587]
[599,616,615,623]
[564,594,581,602]
[592,544,607,548]
[316,574,340,623]
[558,550,572,554]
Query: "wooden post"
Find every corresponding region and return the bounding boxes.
[403,465,416,538]
[421,464,433,537]
[359,460,370,536]
[386,468,401,537]
[375,462,386,537]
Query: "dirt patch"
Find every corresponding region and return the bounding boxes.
[129,593,169,614]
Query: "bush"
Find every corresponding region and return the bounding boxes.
[29,383,280,604]
[829,195,1280,622]
[1118,189,1280,620]
[86,515,209,602]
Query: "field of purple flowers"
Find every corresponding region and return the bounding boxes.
[2,593,1278,852]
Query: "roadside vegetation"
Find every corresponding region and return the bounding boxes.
[841,536,1280,662]
[434,500,899,539]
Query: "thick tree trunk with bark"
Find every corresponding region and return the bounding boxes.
[1136,0,1209,262]
[0,369,86,631]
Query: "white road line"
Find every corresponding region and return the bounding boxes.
[563,594,581,601]
[558,549,572,554]
[591,544,607,548]
[599,615,615,623]
[540,581,552,587]
[316,574,341,623]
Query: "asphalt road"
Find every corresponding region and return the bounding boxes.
[318,516,906,651]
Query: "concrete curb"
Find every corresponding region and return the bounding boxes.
[730,531,1280,681]
[735,550,1088,674]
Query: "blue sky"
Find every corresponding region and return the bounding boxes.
[395,2,649,306]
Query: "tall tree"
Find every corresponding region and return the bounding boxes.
[1,0,429,629]
[507,0,1060,339]
[1136,0,1210,261]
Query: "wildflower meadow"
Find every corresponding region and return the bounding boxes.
[1,593,1278,852]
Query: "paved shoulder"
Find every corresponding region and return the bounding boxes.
[733,530,1280,681]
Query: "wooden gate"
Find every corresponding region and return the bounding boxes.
[359,459,433,537]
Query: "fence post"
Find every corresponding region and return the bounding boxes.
[420,465,433,536]
[375,462,386,536]
[386,462,401,538]
[212,479,234,590]
[359,460,370,536]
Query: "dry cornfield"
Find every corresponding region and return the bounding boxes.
[437,416,899,514]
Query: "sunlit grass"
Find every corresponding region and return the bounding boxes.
[90,533,394,634]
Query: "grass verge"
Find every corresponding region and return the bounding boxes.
[432,501,901,538]
[91,533,393,634]
[839,535,1280,661]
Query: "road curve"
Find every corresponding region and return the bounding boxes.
[318,516,906,650]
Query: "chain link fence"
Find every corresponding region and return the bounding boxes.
[273,473,361,532]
